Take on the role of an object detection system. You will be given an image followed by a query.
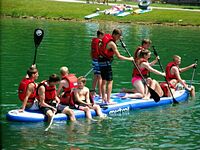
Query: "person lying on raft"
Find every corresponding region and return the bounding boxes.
[162,55,196,97]
[18,65,39,112]
[37,74,76,123]
[72,76,105,119]
[57,66,78,106]
[123,50,165,99]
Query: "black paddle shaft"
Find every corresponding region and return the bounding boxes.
[190,59,198,87]
[152,46,179,104]
[33,28,44,65]
[120,40,160,102]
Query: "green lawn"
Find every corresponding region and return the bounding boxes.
[1,0,200,26]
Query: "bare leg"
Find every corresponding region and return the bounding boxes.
[133,80,146,98]
[97,75,102,97]
[84,107,92,119]
[46,110,54,123]
[62,107,76,121]
[107,80,113,103]
[190,85,195,98]
[93,104,104,117]
[101,80,107,103]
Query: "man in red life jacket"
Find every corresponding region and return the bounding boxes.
[57,66,78,105]
[38,74,76,123]
[164,55,196,97]
[18,65,39,112]
[98,29,134,104]
[134,39,152,60]
[91,30,104,98]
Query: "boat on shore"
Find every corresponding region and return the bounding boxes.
[6,90,189,122]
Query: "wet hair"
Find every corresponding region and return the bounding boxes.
[48,74,60,83]
[78,76,86,84]
[141,39,152,45]
[112,29,122,36]
[27,66,38,77]
[97,30,104,37]
[60,66,69,75]
[139,50,150,58]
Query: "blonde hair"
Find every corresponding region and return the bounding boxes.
[78,76,86,84]
[173,55,181,61]
[60,66,69,75]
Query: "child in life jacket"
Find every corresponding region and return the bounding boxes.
[57,66,78,106]
[18,65,39,112]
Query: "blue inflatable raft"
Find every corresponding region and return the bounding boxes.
[6,90,189,122]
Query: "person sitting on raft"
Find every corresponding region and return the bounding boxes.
[123,50,165,99]
[18,65,39,112]
[37,74,76,123]
[71,76,105,120]
[162,55,196,97]
[57,66,78,106]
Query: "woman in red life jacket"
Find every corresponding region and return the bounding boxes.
[37,74,76,123]
[91,30,104,98]
[57,66,78,105]
[98,29,134,104]
[134,39,152,60]
[128,50,165,99]
[73,76,105,120]
[18,65,39,112]
[165,55,196,97]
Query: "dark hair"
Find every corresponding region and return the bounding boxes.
[112,29,122,36]
[48,74,60,83]
[27,66,38,77]
[97,30,104,37]
[141,39,152,45]
[139,50,150,58]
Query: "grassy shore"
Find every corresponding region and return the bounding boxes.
[1,0,200,26]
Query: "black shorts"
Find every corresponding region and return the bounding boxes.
[39,103,68,115]
[99,60,113,81]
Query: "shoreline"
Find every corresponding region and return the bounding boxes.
[2,15,200,28]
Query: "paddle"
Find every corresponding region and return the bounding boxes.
[33,28,44,65]
[120,39,160,102]
[189,59,198,87]
[152,46,179,104]
[45,103,58,132]
[84,68,93,78]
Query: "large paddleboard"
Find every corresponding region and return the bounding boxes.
[84,12,100,19]
[7,90,189,122]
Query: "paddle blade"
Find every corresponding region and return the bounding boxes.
[34,28,44,49]
[148,87,160,102]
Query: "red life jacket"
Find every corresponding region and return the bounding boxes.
[18,78,36,103]
[166,62,179,81]
[91,38,101,59]
[134,46,145,60]
[37,80,56,103]
[132,58,149,77]
[60,74,78,104]
[98,34,115,60]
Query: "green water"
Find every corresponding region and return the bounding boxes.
[1,18,200,149]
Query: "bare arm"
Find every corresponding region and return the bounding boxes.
[142,62,165,77]
[180,63,196,73]
[171,67,188,89]
[19,83,35,112]
[149,56,159,66]
[108,41,134,61]
[38,86,56,111]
